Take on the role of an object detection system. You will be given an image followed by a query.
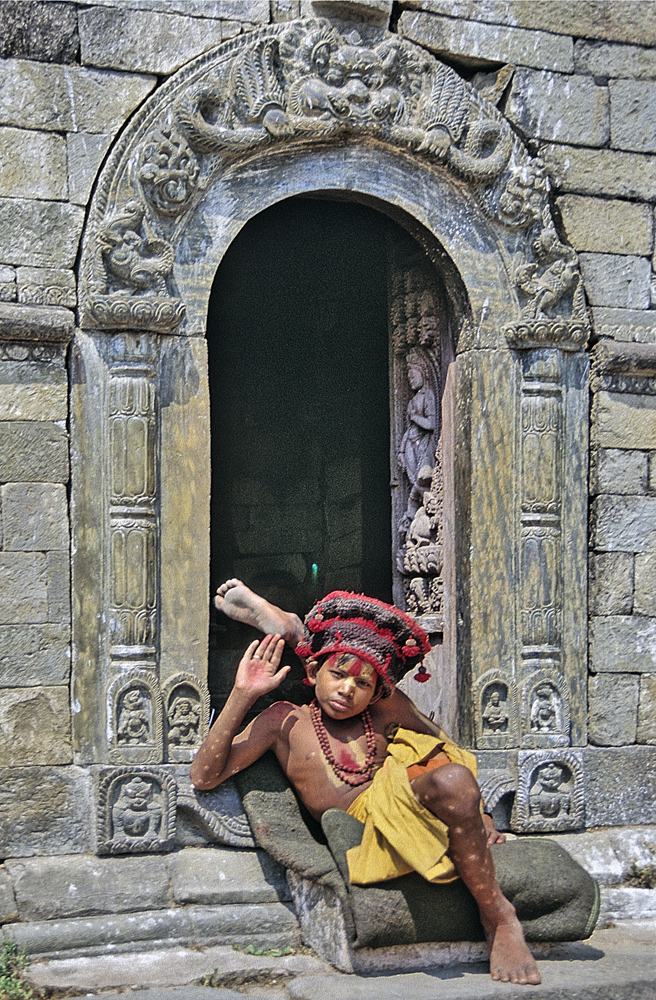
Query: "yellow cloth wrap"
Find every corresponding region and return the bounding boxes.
[346,727,478,885]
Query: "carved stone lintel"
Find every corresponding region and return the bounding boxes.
[96,767,177,854]
[591,340,656,394]
[473,670,519,750]
[511,750,584,833]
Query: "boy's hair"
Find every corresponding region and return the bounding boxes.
[295,591,430,689]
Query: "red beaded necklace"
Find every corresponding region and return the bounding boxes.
[310,698,377,786]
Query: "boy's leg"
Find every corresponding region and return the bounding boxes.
[411,764,542,986]
[214,579,304,647]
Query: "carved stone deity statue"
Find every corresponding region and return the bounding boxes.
[167,696,201,746]
[111,776,163,841]
[397,351,436,490]
[117,688,151,745]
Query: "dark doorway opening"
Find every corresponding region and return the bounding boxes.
[206,197,419,711]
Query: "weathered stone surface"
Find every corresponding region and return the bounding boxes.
[638,673,656,744]
[400,2,656,47]
[0,765,91,857]
[591,307,656,344]
[168,847,289,906]
[5,854,170,921]
[88,0,269,19]
[79,6,224,75]
[589,551,634,615]
[0,302,74,343]
[0,868,18,923]
[0,552,48,624]
[635,553,656,617]
[0,421,68,483]
[544,825,656,885]
[588,673,639,746]
[0,2,79,63]
[593,495,656,552]
[302,0,393,21]
[0,59,156,134]
[590,616,656,674]
[590,448,648,496]
[67,133,112,206]
[0,686,72,766]
[579,254,651,310]
[0,624,70,687]
[0,362,67,421]
[574,39,656,80]
[610,80,656,154]
[399,10,573,72]
[0,198,84,269]
[506,69,609,146]
[17,267,76,308]
[542,144,656,202]
[0,127,67,201]
[592,392,656,450]
[557,196,653,257]
[0,264,16,303]
[600,887,656,923]
[583,746,656,826]
[1,483,68,551]
[46,550,71,622]
[651,451,656,492]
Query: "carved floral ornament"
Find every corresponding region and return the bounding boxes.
[80,18,588,344]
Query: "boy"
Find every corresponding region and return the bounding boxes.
[190,580,541,986]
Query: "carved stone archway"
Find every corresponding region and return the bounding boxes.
[74,17,589,831]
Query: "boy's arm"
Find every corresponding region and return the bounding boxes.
[190,634,291,790]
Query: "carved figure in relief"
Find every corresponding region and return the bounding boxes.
[112,776,163,840]
[530,684,559,733]
[528,763,571,821]
[117,688,151,745]
[398,352,436,490]
[168,696,201,745]
[198,579,543,986]
[98,201,174,297]
[483,690,509,734]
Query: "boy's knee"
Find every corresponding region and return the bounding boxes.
[418,763,481,814]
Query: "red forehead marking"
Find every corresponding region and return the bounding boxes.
[325,653,366,676]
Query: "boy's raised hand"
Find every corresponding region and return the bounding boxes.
[235,634,291,699]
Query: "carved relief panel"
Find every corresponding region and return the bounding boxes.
[107,669,163,764]
[473,670,519,750]
[162,672,210,762]
[96,767,177,854]
[511,751,584,833]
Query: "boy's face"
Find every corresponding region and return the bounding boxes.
[307,653,380,719]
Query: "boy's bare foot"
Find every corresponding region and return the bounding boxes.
[214,579,304,646]
[486,910,542,985]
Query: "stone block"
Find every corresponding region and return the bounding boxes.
[398,10,573,72]
[574,39,656,80]
[16,267,76,308]
[0,127,67,201]
[67,133,112,206]
[590,616,656,674]
[590,448,648,495]
[635,553,656,617]
[583,746,656,826]
[593,495,656,552]
[0,367,67,422]
[557,196,653,257]
[0,765,91,857]
[589,551,634,615]
[0,2,79,63]
[5,854,170,921]
[0,59,156,135]
[651,452,656,492]
[506,69,609,147]
[0,421,68,482]
[579,253,652,310]
[610,80,656,154]
[47,550,71,622]
[88,0,269,19]
[588,673,639,746]
[400,2,656,47]
[0,868,18,923]
[0,623,70,687]
[592,392,656,450]
[0,552,48,624]
[600,887,656,923]
[79,6,224,75]
[638,673,656,744]
[591,307,656,345]
[542,144,656,202]
[0,686,72,766]
[0,198,83,269]
[168,847,289,906]
[1,483,68,550]
[0,264,16,303]
[0,301,74,342]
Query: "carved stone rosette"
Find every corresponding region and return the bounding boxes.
[96,767,177,854]
[162,672,210,762]
[511,750,584,833]
[473,670,519,750]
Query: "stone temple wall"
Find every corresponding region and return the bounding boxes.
[1,0,656,943]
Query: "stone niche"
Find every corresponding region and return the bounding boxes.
[73,15,590,839]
